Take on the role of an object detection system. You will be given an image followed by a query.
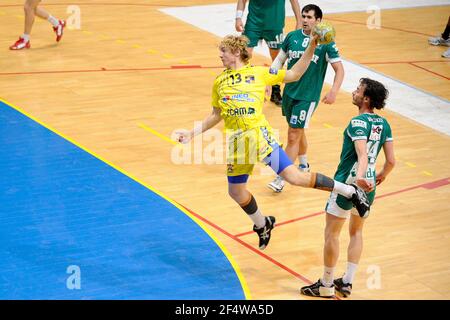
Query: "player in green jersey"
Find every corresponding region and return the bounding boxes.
[301,78,396,298]
[235,0,302,106]
[267,4,345,193]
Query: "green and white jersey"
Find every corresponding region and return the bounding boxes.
[246,0,286,31]
[334,113,393,185]
[282,29,341,101]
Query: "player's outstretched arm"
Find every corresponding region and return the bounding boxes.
[376,141,395,185]
[283,34,319,83]
[176,107,222,144]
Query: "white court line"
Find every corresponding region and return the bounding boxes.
[160,1,450,136]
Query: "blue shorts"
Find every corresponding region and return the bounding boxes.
[227,144,292,184]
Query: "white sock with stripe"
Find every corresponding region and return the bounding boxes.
[249,209,266,229]
[321,266,335,287]
[343,262,358,284]
[48,15,59,27]
[298,154,308,167]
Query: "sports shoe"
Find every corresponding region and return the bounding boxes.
[53,20,66,42]
[9,37,30,50]
[300,279,335,298]
[299,163,310,172]
[253,216,275,250]
[270,84,282,106]
[350,184,370,218]
[334,278,352,298]
[267,176,285,193]
[443,47,450,58]
[428,35,450,46]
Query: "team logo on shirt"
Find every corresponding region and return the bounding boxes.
[222,94,255,103]
[269,68,278,75]
[245,75,255,83]
[351,119,367,128]
[227,107,255,116]
[369,125,383,141]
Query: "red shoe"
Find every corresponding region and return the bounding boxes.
[9,37,31,50]
[53,20,66,42]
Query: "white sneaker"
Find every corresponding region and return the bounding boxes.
[442,47,450,58]
[428,35,450,46]
[267,176,285,193]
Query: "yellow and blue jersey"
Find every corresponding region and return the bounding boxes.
[212,64,286,131]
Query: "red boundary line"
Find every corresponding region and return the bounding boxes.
[326,17,434,37]
[408,62,450,80]
[0,2,187,8]
[180,204,313,285]
[0,65,223,76]
[235,177,450,237]
[361,60,447,64]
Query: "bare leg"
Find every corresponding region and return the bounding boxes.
[324,213,346,268]
[297,129,307,156]
[319,213,346,286]
[246,46,254,59]
[35,6,50,20]
[269,48,279,61]
[285,127,302,163]
[347,213,365,264]
[24,0,41,35]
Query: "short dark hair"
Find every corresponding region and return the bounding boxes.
[360,78,389,109]
[302,4,323,20]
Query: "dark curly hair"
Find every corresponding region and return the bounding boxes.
[360,78,389,109]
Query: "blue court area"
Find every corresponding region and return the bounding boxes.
[0,101,244,300]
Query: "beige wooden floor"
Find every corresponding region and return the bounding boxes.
[0,0,449,299]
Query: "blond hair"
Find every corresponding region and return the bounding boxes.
[219,35,251,63]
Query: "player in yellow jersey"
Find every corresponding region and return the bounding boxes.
[175,34,370,250]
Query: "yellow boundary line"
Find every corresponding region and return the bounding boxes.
[0,97,251,300]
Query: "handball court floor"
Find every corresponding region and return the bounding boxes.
[0,0,449,299]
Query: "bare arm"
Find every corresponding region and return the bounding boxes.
[235,0,247,32]
[354,139,374,192]
[283,35,318,83]
[321,61,344,104]
[376,141,395,185]
[289,0,302,30]
[176,107,222,144]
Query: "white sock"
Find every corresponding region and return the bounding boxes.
[298,154,308,167]
[321,266,335,287]
[249,209,266,229]
[48,15,59,27]
[343,262,358,284]
[22,34,30,42]
[333,181,355,198]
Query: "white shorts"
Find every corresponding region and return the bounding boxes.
[325,192,359,219]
